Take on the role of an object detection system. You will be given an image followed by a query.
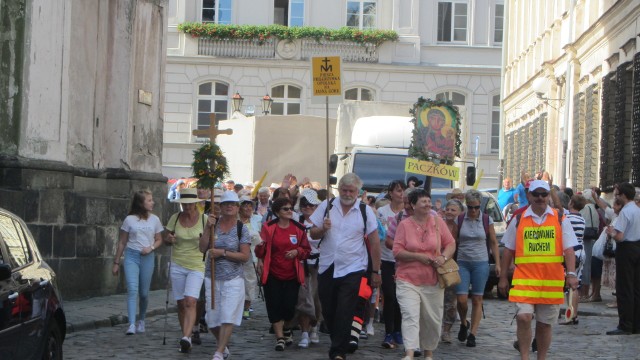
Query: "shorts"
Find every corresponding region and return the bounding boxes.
[455,260,490,296]
[515,302,560,325]
[170,262,204,301]
[205,276,245,328]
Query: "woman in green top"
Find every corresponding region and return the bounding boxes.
[165,188,216,353]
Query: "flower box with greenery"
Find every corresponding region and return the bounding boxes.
[178,23,399,46]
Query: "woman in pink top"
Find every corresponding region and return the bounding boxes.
[393,189,456,360]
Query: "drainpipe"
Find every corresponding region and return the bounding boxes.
[560,0,577,189]
[498,0,510,189]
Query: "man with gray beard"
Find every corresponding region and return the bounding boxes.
[310,173,381,360]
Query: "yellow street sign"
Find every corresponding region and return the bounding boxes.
[405,158,460,181]
[312,56,341,96]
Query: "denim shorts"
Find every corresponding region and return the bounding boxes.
[455,260,490,296]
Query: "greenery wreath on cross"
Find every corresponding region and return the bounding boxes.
[408,97,462,165]
[192,142,229,189]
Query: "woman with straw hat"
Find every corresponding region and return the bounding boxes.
[165,187,214,353]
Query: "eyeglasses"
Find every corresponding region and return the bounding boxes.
[280,207,293,212]
[530,192,549,198]
[301,203,317,208]
[467,205,480,210]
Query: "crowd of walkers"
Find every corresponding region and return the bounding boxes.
[113,172,640,360]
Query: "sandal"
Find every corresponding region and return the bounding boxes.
[559,317,579,325]
[275,337,286,351]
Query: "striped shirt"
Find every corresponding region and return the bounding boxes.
[565,211,585,245]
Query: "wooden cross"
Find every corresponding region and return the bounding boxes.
[192,113,233,142]
[191,113,232,310]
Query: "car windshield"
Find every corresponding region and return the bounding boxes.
[352,153,452,193]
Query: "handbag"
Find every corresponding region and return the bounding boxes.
[583,206,599,240]
[603,237,616,258]
[434,216,461,288]
[592,230,607,260]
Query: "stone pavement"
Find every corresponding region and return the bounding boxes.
[62,287,640,359]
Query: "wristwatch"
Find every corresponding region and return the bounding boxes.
[223,249,227,258]
[372,269,381,275]
[566,271,577,277]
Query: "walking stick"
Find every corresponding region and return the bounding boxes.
[210,189,216,309]
[163,245,173,345]
[252,260,265,301]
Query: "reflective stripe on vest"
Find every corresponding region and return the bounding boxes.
[510,208,565,305]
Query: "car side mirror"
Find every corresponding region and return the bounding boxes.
[466,166,476,186]
[329,154,338,174]
[0,264,11,281]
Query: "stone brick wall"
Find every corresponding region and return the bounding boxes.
[0,156,178,299]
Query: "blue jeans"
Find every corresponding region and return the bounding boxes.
[455,260,489,296]
[124,247,155,324]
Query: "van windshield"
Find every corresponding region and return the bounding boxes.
[352,153,452,193]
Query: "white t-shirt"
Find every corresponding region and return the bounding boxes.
[377,204,399,262]
[121,214,164,252]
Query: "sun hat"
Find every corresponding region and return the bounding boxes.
[446,188,465,200]
[220,191,240,203]
[239,195,254,204]
[529,180,550,192]
[213,188,224,203]
[301,188,322,205]
[176,188,201,203]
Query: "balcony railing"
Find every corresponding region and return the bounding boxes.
[196,38,378,63]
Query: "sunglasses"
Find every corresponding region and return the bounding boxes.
[280,207,293,212]
[530,192,549,198]
[301,203,317,208]
[467,205,480,210]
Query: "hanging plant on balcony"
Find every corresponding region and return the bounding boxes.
[178,23,399,46]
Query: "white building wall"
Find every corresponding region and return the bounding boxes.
[164,0,503,188]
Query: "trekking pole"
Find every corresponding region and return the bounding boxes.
[163,244,173,345]
[252,260,264,301]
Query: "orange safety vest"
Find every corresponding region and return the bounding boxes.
[509,208,565,305]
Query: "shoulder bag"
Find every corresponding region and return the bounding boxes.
[434,216,461,288]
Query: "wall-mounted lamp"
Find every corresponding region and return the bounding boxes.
[532,77,564,108]
[231,92,244,113]
[262,94,273,115]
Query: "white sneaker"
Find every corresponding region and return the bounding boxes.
[309,328,320,344]
[366,322,375,336]
[136,320,145,333]
[125,324,136,335]
[298,332,310,348]
[223,346,230,359]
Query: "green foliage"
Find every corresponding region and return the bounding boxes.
[178,23,399,46]
[192,142,229,190]
[408,97,462,165]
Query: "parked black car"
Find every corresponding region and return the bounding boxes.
[0,207,66,359]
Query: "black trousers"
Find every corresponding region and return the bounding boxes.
[318,265,364,359]
[381,260,401,335]
[263,275,300,324]
[615,241,640,332]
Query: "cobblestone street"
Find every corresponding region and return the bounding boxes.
[64,294,639,360]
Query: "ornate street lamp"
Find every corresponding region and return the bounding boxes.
[262,94,273,115]
[231,92,244,113]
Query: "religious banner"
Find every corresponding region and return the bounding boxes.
[408,97,461,164]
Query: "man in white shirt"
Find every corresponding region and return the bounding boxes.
[310,173,381,360]
[606,183,640,335]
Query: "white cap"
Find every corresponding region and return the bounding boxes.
[269,183,280,189]
[529,180,550,192]
[220,191,239,203]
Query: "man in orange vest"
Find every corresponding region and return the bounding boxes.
[498,180,579,360]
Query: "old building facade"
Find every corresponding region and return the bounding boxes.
[165,0,505,187]
[0,0,170,298]
[502,0,640,191]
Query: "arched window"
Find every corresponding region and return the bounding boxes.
[196,81,229,137]
[270,84,302,115]
[435,90,465,106]
[345,87,374,101]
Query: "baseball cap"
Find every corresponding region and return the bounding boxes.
[239,195,253,204]
[301,188,321,205]
[528,180,550,192]
[220,191,239,203]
